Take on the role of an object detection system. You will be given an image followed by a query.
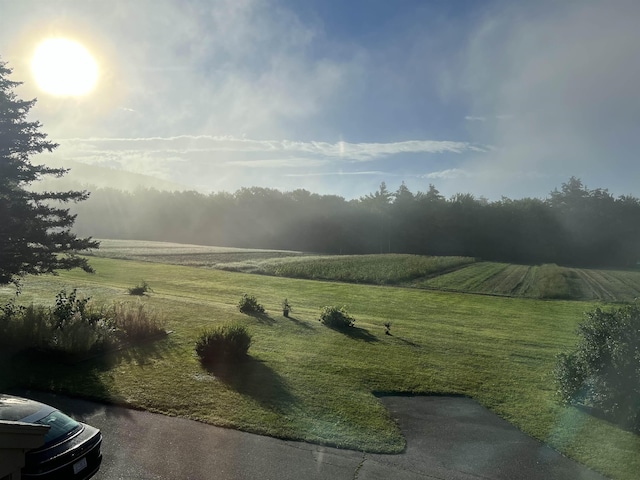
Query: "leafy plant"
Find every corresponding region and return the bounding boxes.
[555,304,640,431]
[383,321,392,335]
[319,305,355,329]
[238,294,265,314]
[195,324,252,364]
[282,298,292,317]
[52,288,91,329]
[128,281,153,296]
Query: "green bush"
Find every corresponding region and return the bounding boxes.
[319,305,355,329]
[555,304,640,431]
[196,324,252,364]
[238,294,265,314]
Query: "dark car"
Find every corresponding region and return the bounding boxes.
[0,394,102,479]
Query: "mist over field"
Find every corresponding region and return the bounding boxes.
[69,177,640,269]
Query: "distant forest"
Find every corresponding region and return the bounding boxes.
[70,177,640,268]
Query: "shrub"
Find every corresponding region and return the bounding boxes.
[52,289,91,329]
[555,304,640,431]
[50,314,115,356]
[238,294,265,314]
[196,324,251,364]
[319,305,355,329]
[128,281,152,296]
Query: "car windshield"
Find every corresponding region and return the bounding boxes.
[35,410,80,445]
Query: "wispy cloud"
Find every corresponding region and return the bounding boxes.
[464,114,513,122]
[285,171,392,178]
[423,168,470,180]
[53,135,483,163]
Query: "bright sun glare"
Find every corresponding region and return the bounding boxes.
[31,38,98,96]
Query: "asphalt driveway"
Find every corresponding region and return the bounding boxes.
[14,390,608,480]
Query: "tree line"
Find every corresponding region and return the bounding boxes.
[70,177,640,268]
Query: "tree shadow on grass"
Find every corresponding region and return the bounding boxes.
[5,335,173,414]
[393,336,421,348]
[245,311,276,325]
[283,314,314,331]
[6,352,130,420]
[575,404,640,434]
[331,325,379,343]
[108,334,173,366]
[202,356,296,412]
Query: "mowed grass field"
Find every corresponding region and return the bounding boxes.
[94,239,640,302]
[2,241,639,479]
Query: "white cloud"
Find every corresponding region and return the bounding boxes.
[465,116,487,122]
[423,169,470,180]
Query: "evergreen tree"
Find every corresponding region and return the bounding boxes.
[0,60,98,285]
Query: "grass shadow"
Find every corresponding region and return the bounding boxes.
[575,404,640,434]
[283,314,314,330]
[394,336,421,348]
[3,335,173,411]
[246,311,276,325]
[330,325,379,343]
[5,351,121,414]
[107,334,174,366]
[202,356,296,412]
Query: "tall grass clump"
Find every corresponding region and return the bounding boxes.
[195,324,252,364]
[0,289,166,358]
[1,302,49,354]
[109,301,166,342]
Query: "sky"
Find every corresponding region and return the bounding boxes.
[1,0,639,200]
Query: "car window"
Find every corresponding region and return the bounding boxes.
[35,410,81,445]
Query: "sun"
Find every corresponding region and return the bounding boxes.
[31,38,98,96]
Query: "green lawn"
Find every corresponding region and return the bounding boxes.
[1,255,639,479]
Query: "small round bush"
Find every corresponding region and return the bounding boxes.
[238,294,265,314]
[196,324,252,364]
[319,305,355,329]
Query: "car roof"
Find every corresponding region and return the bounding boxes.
[0,394,55,422]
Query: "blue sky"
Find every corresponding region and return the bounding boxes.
[2,0,639,200]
